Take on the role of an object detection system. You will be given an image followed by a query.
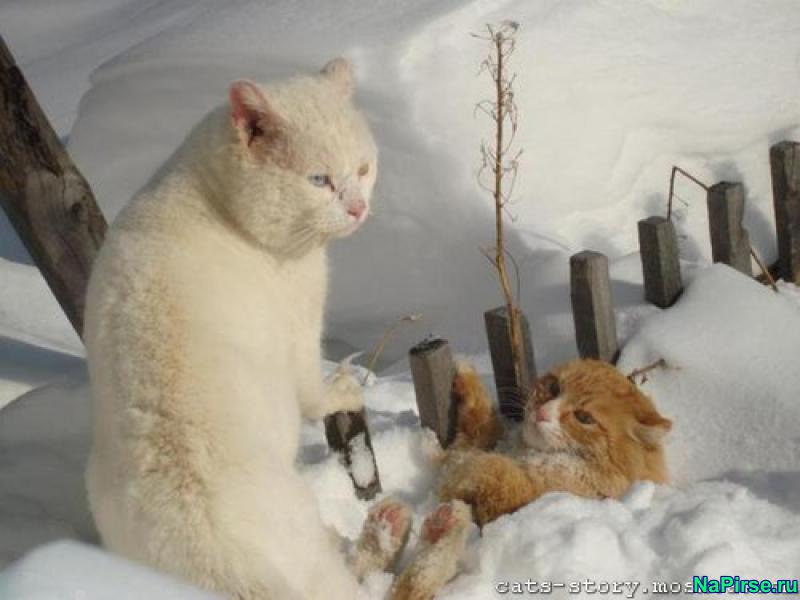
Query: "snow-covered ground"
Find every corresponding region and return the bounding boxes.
[1,0,799,597]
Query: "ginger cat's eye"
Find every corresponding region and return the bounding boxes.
[308,174,332,188]
[358,163,369,177]
[574,410,595,425]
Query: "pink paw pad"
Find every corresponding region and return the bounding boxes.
[422,503,457,544]
[369,501,409,538]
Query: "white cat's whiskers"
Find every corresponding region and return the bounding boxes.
[286,224,318,256]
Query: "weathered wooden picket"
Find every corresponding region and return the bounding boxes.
[0,35,381,500]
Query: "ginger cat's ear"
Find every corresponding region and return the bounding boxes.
[229,80,285,148]
[320,57,354,98]
[631,410,672,449]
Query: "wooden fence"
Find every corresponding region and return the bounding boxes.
[411,142,800,440]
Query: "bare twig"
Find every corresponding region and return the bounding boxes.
[750,246,779,292]
[626,358,667,385]
[362,314,422,385]
[667,166,709,221]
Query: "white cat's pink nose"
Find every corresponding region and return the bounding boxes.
[347,199,367,220]
[535,405,549,423]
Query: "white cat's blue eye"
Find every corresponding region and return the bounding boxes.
[308,174,332,188]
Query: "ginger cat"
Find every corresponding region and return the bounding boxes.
[434,359,672,526]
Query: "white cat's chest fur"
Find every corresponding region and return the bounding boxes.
[175,210,327,457]
[95,178,328,461]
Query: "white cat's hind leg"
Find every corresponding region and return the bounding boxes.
[349,497,413,578]
[209,466,364,600]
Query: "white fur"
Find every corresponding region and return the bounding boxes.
[85,61,377,599]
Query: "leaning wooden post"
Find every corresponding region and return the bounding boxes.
[0,35,106,336]
[638,216,683,307]
[484,307,536,421]
[570,251,619,363]
[409,338,456,447]
[770,141,800,284]
[706,182,752,276]
[324,409,381,500]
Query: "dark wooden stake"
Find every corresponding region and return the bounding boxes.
[638,216,683,308]
[0,35,106,336]
[484,306,536,421]
[409,338,456,447]
[706,182,752,276]
[324,410,381,500]
[570,251,619,363]
[769,141,800,284]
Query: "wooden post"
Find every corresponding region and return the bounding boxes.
[570,251,619,363]
[706,182,752,276]
[0,35,106,336]
[409,338,456,447]
[484,306,536,421]
[770,141,800,284]
[638,216,683,307]
[324,410,381,500]
[1,35,380,499]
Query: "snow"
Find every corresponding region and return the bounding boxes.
[349,433,378,489]
[3,266,800,598]
[444,481,800,599]
[1,0,800,597]
[0,258,83,410]
[617,264,800,486]
[0,540,222,599]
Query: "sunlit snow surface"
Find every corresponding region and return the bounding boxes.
[1,0,800,597]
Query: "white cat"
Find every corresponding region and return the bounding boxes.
[84,59,394,599]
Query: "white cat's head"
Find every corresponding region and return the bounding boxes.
[216,58,377,256]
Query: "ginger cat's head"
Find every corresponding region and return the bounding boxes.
[207,58,377,256]
[522,359,672,483]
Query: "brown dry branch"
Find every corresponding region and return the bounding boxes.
[474,21,527,391]
[626,358,668,385]
[749,246,779,292]
[665,166,777,292]
[361,313,423,385]
[667,165,710,221]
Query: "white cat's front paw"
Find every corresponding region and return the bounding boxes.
[326,363,365,414]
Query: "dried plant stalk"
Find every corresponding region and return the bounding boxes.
[474,21,526,391]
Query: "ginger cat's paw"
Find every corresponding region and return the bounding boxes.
[351,497,413,578]
[439,452,537,527]
[419,501,461,544]
[451,361,502,450]
[391,500,472,600]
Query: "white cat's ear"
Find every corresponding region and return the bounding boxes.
[229,80,284,147]
[320,57,354,98]
[632,412,672,449]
